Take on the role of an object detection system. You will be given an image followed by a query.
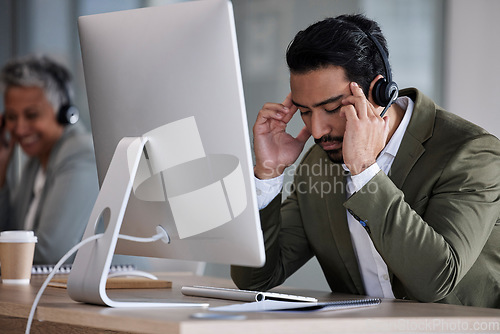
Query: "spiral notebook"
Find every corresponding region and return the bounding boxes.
[32,264,136,275]
[275,298,382,312]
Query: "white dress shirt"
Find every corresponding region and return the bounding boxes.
[255,96,414,298]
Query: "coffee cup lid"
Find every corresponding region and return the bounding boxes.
[0,231,38,243]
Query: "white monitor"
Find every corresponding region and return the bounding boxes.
[68,0,265,307]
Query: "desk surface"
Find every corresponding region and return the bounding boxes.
[1,273,499,334]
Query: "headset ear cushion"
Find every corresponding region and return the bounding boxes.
[372,77,398,107]
[372,77,388,107]
[57,104,80,125]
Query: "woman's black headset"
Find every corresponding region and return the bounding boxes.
[43,60,80,125]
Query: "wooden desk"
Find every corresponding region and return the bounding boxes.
[1,273,499,334]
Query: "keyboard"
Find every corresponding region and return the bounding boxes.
[181,285,318,303]
[31,264,136,275]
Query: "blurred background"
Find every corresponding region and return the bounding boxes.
[1,0,498,290]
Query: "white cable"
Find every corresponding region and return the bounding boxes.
[25,231,164,334]
[25,233,103,334]
[117,233,162,243]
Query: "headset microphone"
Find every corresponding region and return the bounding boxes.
[379,90,398,118]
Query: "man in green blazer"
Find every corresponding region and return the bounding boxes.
[231,14,500,308]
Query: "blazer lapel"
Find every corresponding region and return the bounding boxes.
[389,134,425,188]
[390,88,435,188]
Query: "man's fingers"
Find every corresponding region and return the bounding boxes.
[256,103,288,123]
[279,93,298,123]
[280,104,298,123]
[257,98,297,125]
[342,82,369,118]
[350,82,365,97]
[342,82,382,119]
[295,125,311,144]
[341,104,359,121]
[282,92,295,109]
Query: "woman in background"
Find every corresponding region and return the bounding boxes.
[0,55,98,265]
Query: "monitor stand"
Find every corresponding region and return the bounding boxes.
[67,136,208,308]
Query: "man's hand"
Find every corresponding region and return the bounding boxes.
[253,93,311,179]
[341,82,390,175]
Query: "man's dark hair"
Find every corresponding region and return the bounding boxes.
[286,14,390,97]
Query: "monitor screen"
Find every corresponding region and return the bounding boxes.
[74,0,265,270]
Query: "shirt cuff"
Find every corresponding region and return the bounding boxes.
[254,174,284,210]
[349,163,381,193]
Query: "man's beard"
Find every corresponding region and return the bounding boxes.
[314,135,344,163]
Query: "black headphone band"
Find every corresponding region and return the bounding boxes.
[333,18,398,110]
[360,28,398,112]
[363,31,392,84]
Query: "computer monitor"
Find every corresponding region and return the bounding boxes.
[67,0,265,307]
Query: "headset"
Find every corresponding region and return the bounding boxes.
[56,92,80,125]
[43,60,80,125]
[363,30,399,117]
[52,72,80,125]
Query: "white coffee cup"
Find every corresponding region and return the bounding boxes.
[0,231,38,284]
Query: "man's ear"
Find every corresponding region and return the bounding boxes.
[368,74,385,108]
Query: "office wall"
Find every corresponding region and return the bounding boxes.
[443,0,500,138]
[0,1,14,63]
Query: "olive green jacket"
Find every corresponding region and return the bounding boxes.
[231,88,500,308]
